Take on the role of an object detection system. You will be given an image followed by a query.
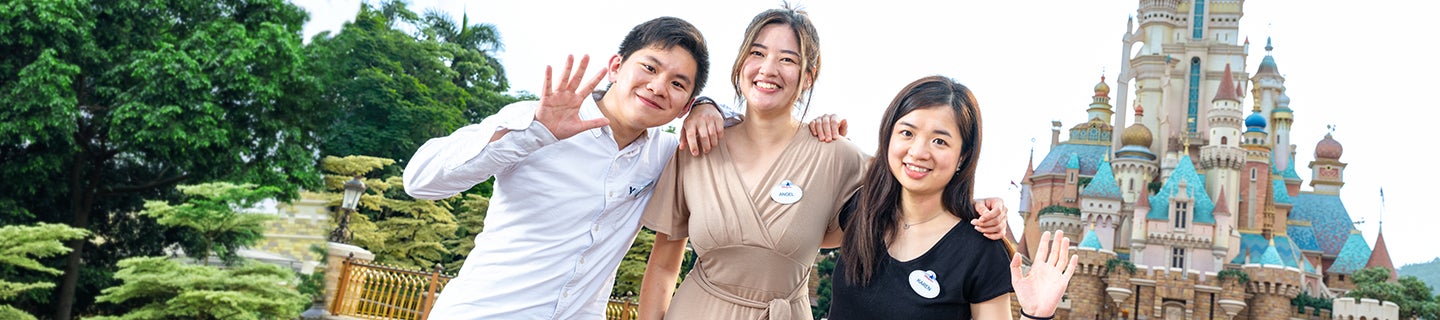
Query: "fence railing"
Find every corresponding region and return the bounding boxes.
[330,256,452,320]
[328,254,642,320]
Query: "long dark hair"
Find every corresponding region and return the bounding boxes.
[840,76,986,286]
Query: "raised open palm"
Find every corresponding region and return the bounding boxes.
[1010,230,1078,318]
[535,54,610,140]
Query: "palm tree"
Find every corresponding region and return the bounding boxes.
[420,9,508,91]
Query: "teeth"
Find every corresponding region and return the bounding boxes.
[755,82,778,89]
[906,164,931,173]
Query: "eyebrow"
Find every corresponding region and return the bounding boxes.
[897,121,953,137]
[750,43,801,59]
[643,55,692,86]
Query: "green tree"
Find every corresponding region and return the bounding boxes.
[89,257,306,320]
[139,182,280,266]
[307,1,518,165]
[1349,266,1440,319]
[321,155,460,271]
[443,193,489,272]
[0,223,88,320]
[0,0,324,317]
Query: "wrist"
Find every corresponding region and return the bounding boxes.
[1019,308,1054,320]
[692,96,716,109]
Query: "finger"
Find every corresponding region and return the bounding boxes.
[1063,255,1080,280]
[691,124,702,156]
[809,120,822,139]
[1009,254,1023,284]
[1050,230,1067,267]
[579,117,610,132]
[698,123,712,154]
[581,65,607,95]
[569,55,591,92]
[705,123,719,154]
[1034,231,1052,266]
[837,119,848,137]
[678,135,689,151]
[542,65,554,97]
[557,55,575,92]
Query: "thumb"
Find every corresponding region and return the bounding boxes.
[1010,254,1023,285]
[838,119,849,137]
[579,117,610,132]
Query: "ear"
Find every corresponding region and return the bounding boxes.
[606,54,624,83]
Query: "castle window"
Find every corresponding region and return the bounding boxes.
[1174,202,1189,229]
[1251,168,1257,181]
[1187,58,1201,133]
[1221,136,1228,145]
[1171,247,1187,269]
[1192,0,1206,39]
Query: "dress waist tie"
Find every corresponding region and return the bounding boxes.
[687,262,809,320]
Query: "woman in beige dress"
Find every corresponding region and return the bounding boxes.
[637,6,1006,320]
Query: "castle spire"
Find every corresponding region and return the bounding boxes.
[1214,64,1240,102]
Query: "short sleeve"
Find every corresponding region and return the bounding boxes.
[827,141,871,233]
[965,235,1016,303]
[640,149,690,240]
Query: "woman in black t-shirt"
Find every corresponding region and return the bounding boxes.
[829,76,1077,319]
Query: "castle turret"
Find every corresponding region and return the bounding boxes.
[1242,238,1305,320]
[1309,132,1347,194]
[1201,63,1246,218]
[1114,104,1159,204]
[1238,106,1271,231]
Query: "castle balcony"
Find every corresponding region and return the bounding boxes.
[1200,146,1246,170]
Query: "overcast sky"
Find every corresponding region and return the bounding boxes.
[294,0,1438,266]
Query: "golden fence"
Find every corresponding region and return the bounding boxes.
[329,256,452,320]
[328,255,642,320]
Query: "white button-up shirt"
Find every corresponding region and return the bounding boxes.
[405,96,676,320]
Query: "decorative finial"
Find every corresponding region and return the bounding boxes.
[1265,36,1274,52]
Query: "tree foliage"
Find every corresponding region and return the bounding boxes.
[320,155,460,271]
[0,223,89,320]
[1348,266,1440,320]
[139,182,280,266]
[89,257,306,320]
[306,0,518,164]
[0,0,324,316]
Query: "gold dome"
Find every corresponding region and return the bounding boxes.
[1122,123,1153,147]
[1094,75,1110,97]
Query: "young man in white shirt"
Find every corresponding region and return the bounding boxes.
[405,17,718,319]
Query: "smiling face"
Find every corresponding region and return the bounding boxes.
[887,106,964,199]
[604,45,700,130]
[738,23,809,114]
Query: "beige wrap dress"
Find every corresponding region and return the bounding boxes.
[641,128,867,320]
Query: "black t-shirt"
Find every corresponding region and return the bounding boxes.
[828,219,1014,319]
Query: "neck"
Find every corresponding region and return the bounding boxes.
[597,92,645,149]
[898,189,947,225]
[736,104,801,146]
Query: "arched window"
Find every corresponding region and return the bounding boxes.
[1192,0,1206,39]
[1221,136,1228,145]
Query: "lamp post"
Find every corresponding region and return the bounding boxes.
[331,175,366,243]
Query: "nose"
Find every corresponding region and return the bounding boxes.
[645,76,666,97]
[757,56,779,77]
[906,139,931,161]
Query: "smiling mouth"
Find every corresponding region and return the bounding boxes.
[905,163,932,173]
[755,81,780,90]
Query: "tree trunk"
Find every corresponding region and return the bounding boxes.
[55,150,94,320]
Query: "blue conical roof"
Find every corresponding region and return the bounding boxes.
[1080,160,1122,199]
[1146,156,1215,224]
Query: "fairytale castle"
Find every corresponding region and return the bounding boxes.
[1011,1,1398,319]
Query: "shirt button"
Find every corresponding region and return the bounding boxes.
[563,291,569,298]
[593,224,600,232]
[579,257,586,264]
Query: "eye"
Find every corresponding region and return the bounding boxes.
[931,138,949,146]
[749,50,764,57]
[780,57,797,64]
[671,80,686,90]
[641,63,655,73]
[898,129,913,138]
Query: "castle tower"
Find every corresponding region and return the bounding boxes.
[1243,239,1305,320]
[1238,107,1272,231]
[1018,149,1037,258]
[1250,38,1292,169]
[1080,158,1124,249]
[1124,0,1247,156]
[1201,63,1246,217]
[1365,226,1397,282]
[1309,131,1347,194]
[1114,104,1159,204]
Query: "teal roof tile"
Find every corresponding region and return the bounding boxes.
[1272,179,1292,205]
[1080,228,1104,250]
[1066,153,1081,169]
[1290,193,1353,256]
[1034,144,1111,177]
[1231,233,1302,268]
[1146,156,1215,224]
[1287,223,1321,251]
[1080,160,1122,199]
[1260,242,1285,266]
[1327,231,1372,274]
